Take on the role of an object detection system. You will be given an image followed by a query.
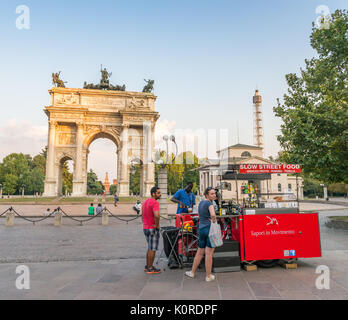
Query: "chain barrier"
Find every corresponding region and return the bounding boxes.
[57,207,103,225]
[0,207,11,217]
[0,206,175,225]
[103,207,142,224]
[8,207,58,225]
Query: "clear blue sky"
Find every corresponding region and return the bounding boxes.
[0,0,346,179]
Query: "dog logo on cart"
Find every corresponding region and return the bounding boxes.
[266,216,279,226]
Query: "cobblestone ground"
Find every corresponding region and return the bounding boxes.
[0,209,347,300]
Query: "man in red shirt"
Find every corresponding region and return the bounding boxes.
[142,186,161,274]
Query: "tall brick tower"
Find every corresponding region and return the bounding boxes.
[103,172,111,194]
[253,89,264,151]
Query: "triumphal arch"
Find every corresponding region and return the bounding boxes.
[43,83,159,197]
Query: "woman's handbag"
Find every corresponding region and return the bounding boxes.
[209,222,223,248]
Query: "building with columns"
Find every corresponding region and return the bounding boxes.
[43,87,159,197]
[198,90,303,202]
[198,143,303,202]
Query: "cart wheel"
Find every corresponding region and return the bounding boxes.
[256,260,279,268]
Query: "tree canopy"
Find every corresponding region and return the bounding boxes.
[274,9,348,184]
[0,152,45,195]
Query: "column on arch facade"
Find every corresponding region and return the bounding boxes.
[118,124,130,196]
[72,122,85,196]
[43,120,58,196]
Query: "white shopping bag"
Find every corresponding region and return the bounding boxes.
[209,222,223,248]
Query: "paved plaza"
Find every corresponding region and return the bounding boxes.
[0,209,347,300]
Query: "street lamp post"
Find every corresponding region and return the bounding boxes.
[21,185,25,198]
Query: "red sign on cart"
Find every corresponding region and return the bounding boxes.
[239,164,301,174]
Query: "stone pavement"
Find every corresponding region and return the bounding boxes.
[0,209,347,300]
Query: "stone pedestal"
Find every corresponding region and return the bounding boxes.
[43,180,57,197]
[54,211,62,226]
[119,182,130,197]
[102,210,109,226]
[5,212,15,227]
[72,181,84,197]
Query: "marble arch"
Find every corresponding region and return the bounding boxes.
[43,87,159,197]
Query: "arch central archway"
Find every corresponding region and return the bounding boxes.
[43,87,159,197]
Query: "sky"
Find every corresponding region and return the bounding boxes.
[0,0,347,181]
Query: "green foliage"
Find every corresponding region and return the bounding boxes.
[154,151,200,195]
[32,154,46,174]
[274,9,348,184]
[0,153,45,195]
[130,164,141,195]
[328,183,348,196]
[62,162,73,195]
[28,167,45,194]
[303,177,324,198]
[110,184,117,195]
[3,174,18,195]
[87,169,103,195]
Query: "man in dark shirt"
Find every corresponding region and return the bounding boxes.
[171,182,196,214]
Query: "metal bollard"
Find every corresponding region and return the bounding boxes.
[54,211,62,226]
[102,210,109,226]
[5,212,14,226]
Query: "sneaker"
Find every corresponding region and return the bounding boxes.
[144,265,149,272]
[146,267,161,274]
[205,274,216,282]
[185,271,195,278]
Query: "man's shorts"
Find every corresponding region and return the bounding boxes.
[198,225,212,249]
[143,228,160,251]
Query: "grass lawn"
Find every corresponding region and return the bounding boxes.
[329,216,348,222]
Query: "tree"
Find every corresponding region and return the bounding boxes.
[303,177,324,198]
[274,10,348,184]
[29,167,45,195]
[3,174,18,195]
[130,164,141,195]
[62,162,73,195]
[182,151,200,193]
[328,183,348,197]
[110,184,117,195]
[32,154,46,175]
[0,153,30,194]
[87,169,103,195]
[154,151,200,194]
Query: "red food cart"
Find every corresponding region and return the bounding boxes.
[173,164,321,270]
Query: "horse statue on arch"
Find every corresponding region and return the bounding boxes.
[52,71,67,88]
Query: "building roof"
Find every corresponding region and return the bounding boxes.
[196,156,277,171]
[217,143,263,153]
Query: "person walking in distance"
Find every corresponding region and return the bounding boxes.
[114,193,119,207]
[185,187,217,282]
[142,186,162,274]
